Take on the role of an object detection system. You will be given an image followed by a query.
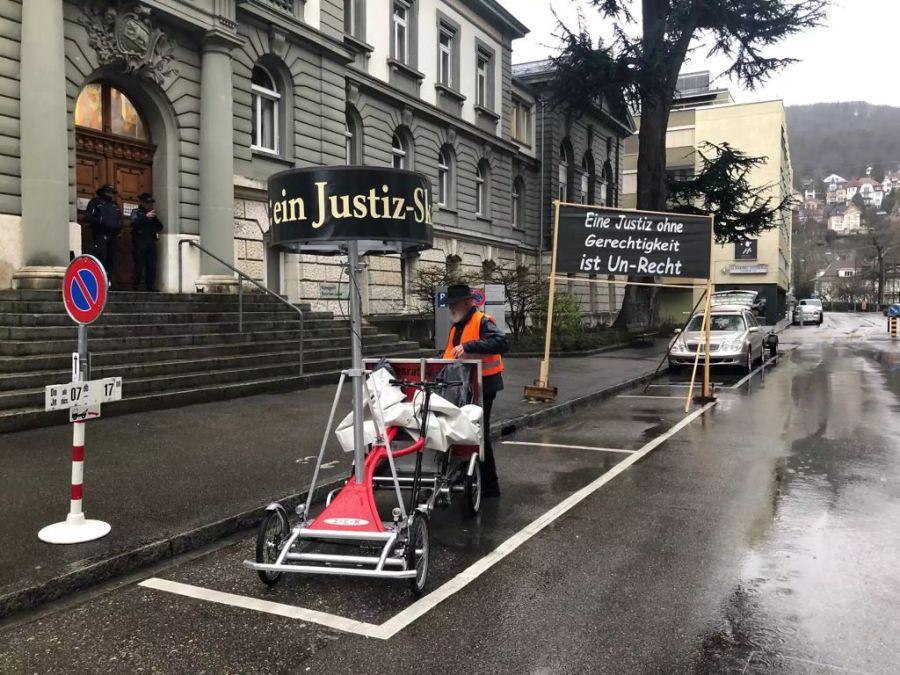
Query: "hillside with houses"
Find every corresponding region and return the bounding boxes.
[795,168,900,235]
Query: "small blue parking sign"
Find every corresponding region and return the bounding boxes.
[437,291,448,308]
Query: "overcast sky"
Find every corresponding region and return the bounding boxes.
[497,0,895,108]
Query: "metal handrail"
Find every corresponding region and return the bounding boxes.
[178,238,303,375]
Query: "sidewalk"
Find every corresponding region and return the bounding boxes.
[0,343,665,618]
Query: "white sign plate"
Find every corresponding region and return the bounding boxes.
[45,377,123,412]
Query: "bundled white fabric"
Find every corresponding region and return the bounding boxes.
[335,374,482,453]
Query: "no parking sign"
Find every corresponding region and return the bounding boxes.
[63,255,108,325]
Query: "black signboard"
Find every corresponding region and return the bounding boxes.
[268,166,434,256]
[555,205,712,279]
[734,238,758,260]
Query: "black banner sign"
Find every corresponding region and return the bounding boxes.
[268,166,434,256]
[555,205,712,279]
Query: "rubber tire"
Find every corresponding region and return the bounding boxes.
[462,458,482,518]
[744,347,754,374]
[407,512,430,597]
[255,508,290,587]
[667,362,683,373]
[768,344,777,358]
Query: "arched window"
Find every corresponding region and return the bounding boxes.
[476,159,491,217]
[392,130,412,169]
[581,152,595,204]
[345,106,363,165]
[602,160,615,207]
[75,83,149,141]
[512,176,525,228]
[437,145,455,208]
[558,142,572,202]
[251,65,280,153]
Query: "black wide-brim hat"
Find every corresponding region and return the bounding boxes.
[96,183,117,195]
[136,192,155,203]
[446,283,474,304]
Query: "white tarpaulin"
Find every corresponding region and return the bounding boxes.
[335,370,482,453]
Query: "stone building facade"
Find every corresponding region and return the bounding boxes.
[0,0,632,322]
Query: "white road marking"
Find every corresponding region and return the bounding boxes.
[648,383,725,388]
[138,577,382,637]
[502,441,635,454]
[618,395,685,400]
[141,401,718,641]
[373,400,717,640]
[731,356,777,389]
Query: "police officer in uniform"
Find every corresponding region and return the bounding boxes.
[130,192,163,291]
[85,183,123,284]
[442,283,509,497]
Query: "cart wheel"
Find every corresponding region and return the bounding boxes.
[462,459,482,518]
[406,512,430,596]
[255,508,290,587]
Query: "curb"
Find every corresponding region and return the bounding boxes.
[0,366,659,621]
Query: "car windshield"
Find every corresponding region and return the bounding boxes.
[800,299,822,308]
[711,292,755,305]
[685,314,746,332]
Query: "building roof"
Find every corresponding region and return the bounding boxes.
[823,174,848,184]
[464,0,529,39]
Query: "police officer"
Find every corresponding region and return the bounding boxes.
[85,183,123,284]
[130,192,163,291]
[442,283,509,497]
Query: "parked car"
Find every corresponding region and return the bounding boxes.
[710,290,766,317]
[793,299,823,326]
[669,305,767,372]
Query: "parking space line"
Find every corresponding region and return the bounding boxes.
[618,395,685,400]
[372,400,717,640]
[140,401,718,641]
[502,441,635,454]
[731,356,777,389]
[138,578,382,637]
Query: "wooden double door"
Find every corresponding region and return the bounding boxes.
[76,128,155,288]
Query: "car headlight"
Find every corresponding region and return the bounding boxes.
[721,338,745,352]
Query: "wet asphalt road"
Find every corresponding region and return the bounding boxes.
[1,312,899,674]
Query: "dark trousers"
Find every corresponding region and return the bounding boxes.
[133,238,158,290]
[482,391,499,487]
[93,231,117,282]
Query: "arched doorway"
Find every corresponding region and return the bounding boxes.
[75,83,156,288]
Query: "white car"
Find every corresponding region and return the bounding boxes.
[669,305,767,372]
[793,299,823,326]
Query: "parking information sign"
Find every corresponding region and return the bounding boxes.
[63,255,108,325]
[45,377,122,415]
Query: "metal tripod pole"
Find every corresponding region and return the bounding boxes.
[348,241,366,484]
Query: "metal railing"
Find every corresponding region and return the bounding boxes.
[178,239,303,375]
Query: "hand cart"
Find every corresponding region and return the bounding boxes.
[244,358,483,595]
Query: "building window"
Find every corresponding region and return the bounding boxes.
[345,0,365,40]
[476,51,489,107]
[392,132,408,169]
[511,99,531,144]
[438,150,450,206]
[476,160,490,218]
[251,65,280,153]
[439,26,453,87]
[558,143,571,202]
[582,153,595,204]
[345,107,362,165]
[392,1,409,64]
[512,177,525,228]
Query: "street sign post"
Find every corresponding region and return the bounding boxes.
[38,255,113,545]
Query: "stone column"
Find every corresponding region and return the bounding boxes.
[196,32,239,293]
[13,0,70,289]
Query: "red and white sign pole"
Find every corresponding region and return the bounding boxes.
[38,256,112,544]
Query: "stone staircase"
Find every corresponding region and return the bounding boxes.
[0,290,422,433]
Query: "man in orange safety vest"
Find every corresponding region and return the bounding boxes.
[442,283,508,497]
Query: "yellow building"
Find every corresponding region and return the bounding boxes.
[622,72,793,325]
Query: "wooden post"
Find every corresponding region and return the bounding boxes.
[538,201,562,388]
[685,279,713,413]
[703,277,713,398]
